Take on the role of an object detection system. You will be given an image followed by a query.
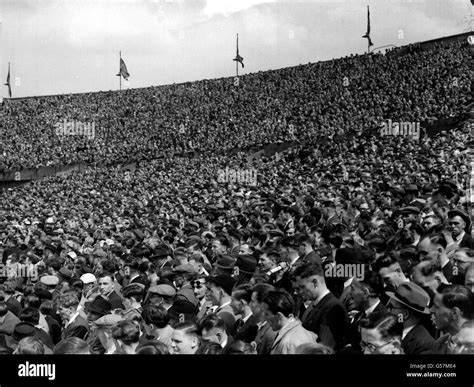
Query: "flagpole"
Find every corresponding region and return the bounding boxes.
[236,34,239,77]
[367,6,370,54]
[119,51,122,91]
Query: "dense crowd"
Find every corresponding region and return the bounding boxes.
[0,40,470,172]
[0,36,472,355]
[0,109,472,354]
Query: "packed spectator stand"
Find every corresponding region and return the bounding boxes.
[0,36,472,355]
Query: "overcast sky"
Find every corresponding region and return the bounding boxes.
[0,0,471,98]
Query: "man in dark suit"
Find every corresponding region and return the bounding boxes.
[199,314,234,350]
[293,262,349,351]
[344,274,387,353]
[297,235,322,266]
[386,282,435,354]
[230,284,259,342]
[57,293,89,340]
[98,272,124,310]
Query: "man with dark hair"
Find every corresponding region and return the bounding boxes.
[250,283,277,354]
[297,234,322,266]
[417,234,458,283]
[430,285,474,353]
[230,284,259,342]
[262,289,317,354]
[19,307,54,349]
[372,255,409,294]
[122,258,148,288]
[57,293,89,340]
[293,262,349,351]
[172,264,198,307]
[0,300,20,336]
[98,272,124,309]
[211,235,230,260]
[199,313,233,349]
[205,275,237,332]
[345,273,387,352]
[141,305,173,347]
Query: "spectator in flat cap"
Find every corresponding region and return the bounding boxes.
[448,209,473,249]
[90,314,124,354]
[120,283,145,321]
[172,264,199,307]
[98,272,124,310]
[141,305,174,347]
[205,275,237,332]
[40,275,59,288]
[78,273,99,310]
[147,284,176,311]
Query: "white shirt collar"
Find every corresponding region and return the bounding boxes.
[454,231,465,244]
[242,312,253,323]
[364,299,380,316]
[344,277,354,289]
[218,300,232,310]
[66,311,80,328]
[402,325,416,340]
[313,289,331,306]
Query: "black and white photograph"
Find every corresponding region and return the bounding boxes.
[0,0,473,385]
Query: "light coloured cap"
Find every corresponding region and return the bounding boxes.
[80,273,97,284]
[94,313,123,327]
[40,275,59,286]
[148,284,176,297]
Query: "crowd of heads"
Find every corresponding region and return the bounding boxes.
[0,38,472,355]
[0,40,470,172]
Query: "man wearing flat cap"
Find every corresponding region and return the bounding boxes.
[121,283,145,320]
[173,264,198,307]
[447,209,473,249]
[147,284,176,310]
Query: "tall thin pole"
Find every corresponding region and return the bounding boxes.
[236,34,239,77]
[119,51,122,91]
